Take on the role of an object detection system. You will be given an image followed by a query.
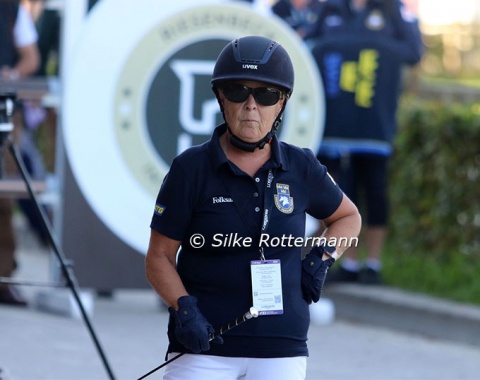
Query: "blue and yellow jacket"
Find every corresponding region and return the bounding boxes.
[311,0,424,157]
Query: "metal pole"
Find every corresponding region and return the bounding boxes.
[7,138,116,380]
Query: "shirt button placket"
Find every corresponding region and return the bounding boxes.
[254,177,261,212]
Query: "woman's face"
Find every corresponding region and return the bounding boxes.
[218,80,286,143]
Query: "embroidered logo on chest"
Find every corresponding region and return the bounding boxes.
[213,196,233,204]
[274,184,294,214]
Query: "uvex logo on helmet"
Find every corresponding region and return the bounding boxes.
[242,64,258,69]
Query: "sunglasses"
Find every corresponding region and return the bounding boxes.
[222,84,283,106]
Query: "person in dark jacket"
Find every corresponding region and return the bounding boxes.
[0,0,40,306]
[311,0,423,284]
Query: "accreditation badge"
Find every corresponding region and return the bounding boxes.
[250,260,284,315]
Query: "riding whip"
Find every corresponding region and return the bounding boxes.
[137,307,259,380]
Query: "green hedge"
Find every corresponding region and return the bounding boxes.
[384,96,480,304]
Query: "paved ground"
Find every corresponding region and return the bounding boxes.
[1,216,480,380]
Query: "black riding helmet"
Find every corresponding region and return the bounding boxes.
[211,36,294,152]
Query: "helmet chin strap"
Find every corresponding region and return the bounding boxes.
[227,127,275,152]
[227,107,285,153]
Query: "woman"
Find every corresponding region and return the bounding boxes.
[146,35,361,380]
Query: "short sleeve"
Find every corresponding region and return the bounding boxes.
[305,149,343,219]
[149,159,193,241]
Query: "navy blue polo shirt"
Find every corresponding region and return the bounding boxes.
[150,124,343,358]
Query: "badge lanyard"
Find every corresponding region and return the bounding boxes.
[252,169,283,315]
[258,169,283,315]
[259,169,275,259]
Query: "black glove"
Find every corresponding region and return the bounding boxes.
[301,246,335,304]
[168,295,223,353]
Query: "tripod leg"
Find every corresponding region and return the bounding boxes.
[7,137,116,380]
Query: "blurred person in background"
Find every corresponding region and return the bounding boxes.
[18,0,61,246]
[271,0,325,47]
[0,0,40,305]
[311,0,423,284]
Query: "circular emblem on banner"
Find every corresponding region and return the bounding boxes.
[63,0,325,254]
